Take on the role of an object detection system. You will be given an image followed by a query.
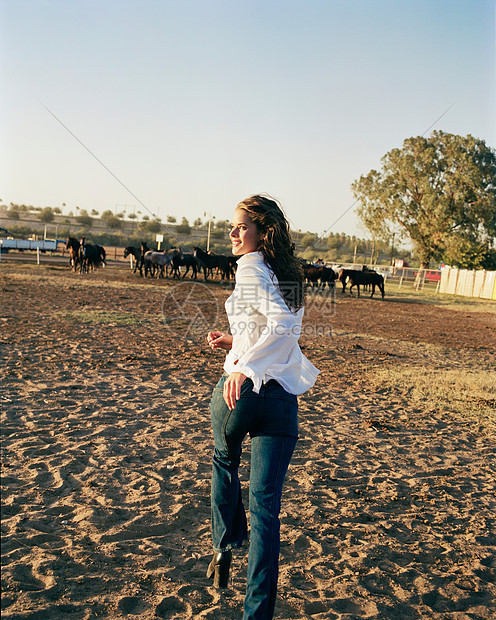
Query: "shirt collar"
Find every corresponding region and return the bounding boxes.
[237,251,265,265]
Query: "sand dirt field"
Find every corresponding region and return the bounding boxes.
[1,263,495,619]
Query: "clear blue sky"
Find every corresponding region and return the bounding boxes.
[1,0,494,238]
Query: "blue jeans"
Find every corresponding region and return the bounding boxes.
[210,374,298,620]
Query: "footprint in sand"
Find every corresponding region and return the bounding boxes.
[117,595,149,615]
[155,595,189,619]
[11,564,47,592]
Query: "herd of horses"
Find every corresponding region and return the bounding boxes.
[122,243,237,281]
[66,238,106,273]
[65,238,385,298]
[304,263,385,298]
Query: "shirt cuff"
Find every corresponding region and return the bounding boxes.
[230,363,263,394]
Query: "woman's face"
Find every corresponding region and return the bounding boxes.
[230,208,261,256]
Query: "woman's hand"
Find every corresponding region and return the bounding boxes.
[207,331,233,351]
[223,372,247,410]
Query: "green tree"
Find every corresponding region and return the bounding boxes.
[7,205,20,220]
[106,216,122,229]
[147,220,162,233]
[176,217,191,235]
[167,215,177,223]
[139,219,161,233]
[301,233,319,248]
[326,233,340,249]
[351,131,496,269]
[100,209,122,229]
[76,209,92,227]
[39,207,54,223]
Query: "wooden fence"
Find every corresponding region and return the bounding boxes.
[439,267,496,300]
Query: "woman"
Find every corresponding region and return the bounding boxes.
[206,195,319,619]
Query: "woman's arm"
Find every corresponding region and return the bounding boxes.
[230,265,301,387]
[223,371,247,410]
[208,331,243,409]
[207,331,233,351]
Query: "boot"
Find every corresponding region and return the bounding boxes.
[206,550,232,588]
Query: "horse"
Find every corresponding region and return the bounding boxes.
[319,266,338,288]
[124,246,141,273]
[193,247,234,281]
[65,237,81,271]
[171,249,199,279]
[211,252,236,281]
[143,249,177,278]
[303,264,337,289]
[79,242,106,273]
[137,241,150,277]
[338,269,385,299]
[227,256,238,277]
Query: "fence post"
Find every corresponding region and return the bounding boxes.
[414,269,424,291]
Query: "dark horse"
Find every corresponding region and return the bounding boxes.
[65,237,81,271]
[124,241,150,276]
[303,264,338,289]
[124,246,140,272]
[193,247,235,281]
[171,249,199,279]
[79,241,106,273]
[338,269,385,299]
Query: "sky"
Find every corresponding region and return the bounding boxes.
[1,0,495,239]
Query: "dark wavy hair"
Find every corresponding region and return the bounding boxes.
[236,194,304,312]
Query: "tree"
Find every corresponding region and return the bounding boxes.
[100,209,121,229]
[107,216,122,229]
[351,131,496,269]
[39,207,54,223]
[326,233,340,249]
[7,205,20,220]
[176,217,191,235]
[301,233,319,248]
[139,219,161,233]
[76,209,92,227]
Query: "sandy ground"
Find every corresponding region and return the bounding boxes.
[1,263,495,619]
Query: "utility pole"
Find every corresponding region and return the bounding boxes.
[204,212,215,252]
[207,219,212,252]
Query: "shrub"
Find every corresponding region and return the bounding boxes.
[76,209,92,227]
[7,207,20,220]
[39,207,54,223]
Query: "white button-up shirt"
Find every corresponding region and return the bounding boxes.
[223,251,320,395]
